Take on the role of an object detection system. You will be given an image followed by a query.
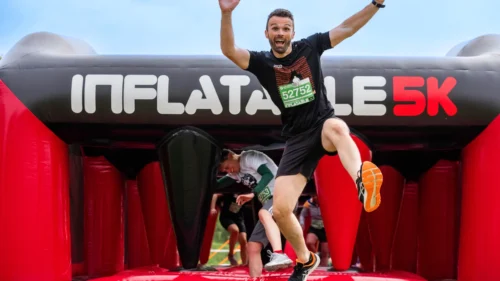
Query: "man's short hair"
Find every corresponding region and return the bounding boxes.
[220,149,234,162]
[266,8,294,29]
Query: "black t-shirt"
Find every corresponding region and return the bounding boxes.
[245,32,335,137]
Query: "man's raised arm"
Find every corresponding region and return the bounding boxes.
[328,0,385,48]
[219,0,250,69]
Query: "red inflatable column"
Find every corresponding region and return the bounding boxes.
[417,160,459,280]
[314,134,371,271]
[200,208,219,265]
[392,181,418,273]
[69,145,85,277]
[137,162,178,269]
[284,241,298,265]
[458,116,500,281]
[125,179,152,268]
[365,166,404,271]
[366,166,405,271]
[83,156,125,278]
[355,211,374,272]
[0,81,72,281]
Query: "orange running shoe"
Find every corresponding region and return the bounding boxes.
[356,161,383,212]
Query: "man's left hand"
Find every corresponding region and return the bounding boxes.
[236,193,254,205]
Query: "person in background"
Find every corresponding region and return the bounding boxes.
[300,195,329,266]
[211,193,248,265]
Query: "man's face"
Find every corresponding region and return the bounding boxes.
[219,158,240,174]
[265,16,295,55]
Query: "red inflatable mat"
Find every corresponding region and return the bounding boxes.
[92,265,426,281]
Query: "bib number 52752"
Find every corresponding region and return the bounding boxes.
[279,77,315,108]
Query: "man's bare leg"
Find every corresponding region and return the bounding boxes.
[258,209,282,251]
[321,117,383,212]
[305,233,319,253]
[247,242,263,277]
[320,242,329,266]
[238,232,248,264]
[320,118,361,182]
[272,174,311,263]
[227,224,239,265]
[257,200,293,272]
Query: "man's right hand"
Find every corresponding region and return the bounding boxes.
[219,0,250,69]
[219,0,240,13]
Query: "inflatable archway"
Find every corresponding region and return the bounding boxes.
[0,31,499,281]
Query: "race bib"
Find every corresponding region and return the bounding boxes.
[229,202,242,213]
[257,186,272,204]
[278,77,315,108]
[311,219,324,229]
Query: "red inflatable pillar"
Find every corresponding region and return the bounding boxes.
[125,179,152,268]
[355,211,373,272]
[418,160,459,280]
[200,207,219,265]
[137,162,178,269]
[83,156,125,278]
[69,145,85,277]
[365,166,404,271]
[284,241,298,265]
[0,81,71,281]
[392,181,418,273]
[314,134,371,271]
[458,116,500,281]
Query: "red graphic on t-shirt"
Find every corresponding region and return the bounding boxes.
[274,56,316,94]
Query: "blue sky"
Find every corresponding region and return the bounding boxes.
[0,0,497,57]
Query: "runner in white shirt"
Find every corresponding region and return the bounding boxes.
[217,149,293,277]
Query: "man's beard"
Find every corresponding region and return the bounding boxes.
[269,38,290,54]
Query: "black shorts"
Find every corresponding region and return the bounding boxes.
[308,226,327,243]
[277,116,338,180]
[219,213,246,233]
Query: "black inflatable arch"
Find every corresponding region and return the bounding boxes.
[1,31,500,271]
[1,31,499,150]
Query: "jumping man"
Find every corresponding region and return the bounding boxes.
[218,1,385,280]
